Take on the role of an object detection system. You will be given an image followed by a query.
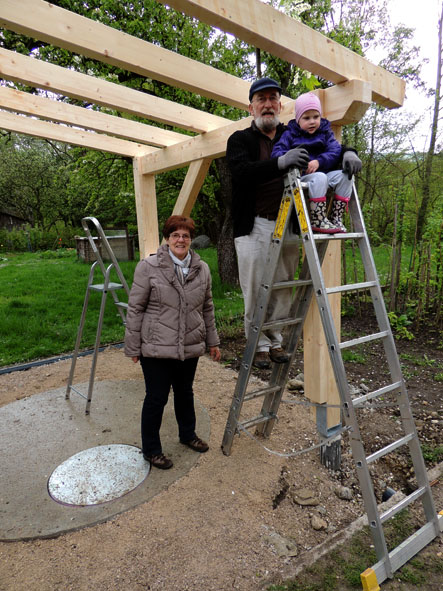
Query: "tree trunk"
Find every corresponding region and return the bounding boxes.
[416,3,442,242]
[215,157,239,286]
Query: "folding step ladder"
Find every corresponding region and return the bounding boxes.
[66,217,130,414]
[221,168,442,585]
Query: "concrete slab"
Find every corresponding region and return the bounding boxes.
[0,379,210,541]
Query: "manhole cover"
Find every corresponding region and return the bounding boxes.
[48,444,149,506]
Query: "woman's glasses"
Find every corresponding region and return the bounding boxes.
[170,233,191,241]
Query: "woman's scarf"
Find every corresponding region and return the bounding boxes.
[168,249,191,285]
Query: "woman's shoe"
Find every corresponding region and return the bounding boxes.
[143,453,173,469]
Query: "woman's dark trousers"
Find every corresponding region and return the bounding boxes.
[139,356,199,456]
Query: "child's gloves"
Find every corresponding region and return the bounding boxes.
[342,151,362,179]
[277,147,310,171]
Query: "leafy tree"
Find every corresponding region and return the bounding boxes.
[0,134,70,230]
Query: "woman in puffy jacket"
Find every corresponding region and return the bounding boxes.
[124,215,220,470]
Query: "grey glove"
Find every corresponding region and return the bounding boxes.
[342,151,362,179]
[277,147,310,171]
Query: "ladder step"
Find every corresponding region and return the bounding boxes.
[262,317,303,331]
[340,330,389,349]
[240,413,274,430]
[352,381,402,408]
[370,515,443,585]
[89,282,124,292]
[326,280,377,295]
[313,232,365,241]
[244,385,280,401]
[366,433,415,464]
[115,301,128,309]
[380,487,427,524]
[273,278,312,290]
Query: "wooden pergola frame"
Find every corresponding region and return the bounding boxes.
[0,0,405,431]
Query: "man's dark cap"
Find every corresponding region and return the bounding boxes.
[249,77,282,102]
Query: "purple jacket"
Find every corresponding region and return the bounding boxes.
[271,118,341,173]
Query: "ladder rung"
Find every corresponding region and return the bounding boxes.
[244,385,280,401]
[262,317,303,331]
[240,413,274,430]
[353,381,402,407]
[380,487,427,524]
[313,232,365,241]
[366,433,415,464]
[273,278,312,290]
[326,280,377,295]
[340,330,389,349]
[371,515,443,585]
[115,302,128,309]
[89,282,124,292]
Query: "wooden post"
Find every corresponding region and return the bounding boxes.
[304,240,342,469]
[133,157,159,259]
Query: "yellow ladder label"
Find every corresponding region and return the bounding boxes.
[273,195,291,240]
[293,186,309,234]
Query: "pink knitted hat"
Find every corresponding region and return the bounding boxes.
[294,93,322,123]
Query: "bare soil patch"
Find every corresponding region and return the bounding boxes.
[0,312,442,591]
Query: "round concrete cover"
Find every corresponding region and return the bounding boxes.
[48,444,150,506]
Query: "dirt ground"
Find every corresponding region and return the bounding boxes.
[0,314,442,591]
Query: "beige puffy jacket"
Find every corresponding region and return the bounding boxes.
[124,245,219,360]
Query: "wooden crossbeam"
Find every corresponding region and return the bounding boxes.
[141,80,372,174]
[158,0,405,108]
[0,110,152,157]
[0,86,187,147]
[0,0,252,111]
[0,48,230,134]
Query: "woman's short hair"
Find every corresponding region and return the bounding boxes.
[162,215,195,239]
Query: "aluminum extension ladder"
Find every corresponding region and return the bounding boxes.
[66,217,130,414]
[221,168,442,586]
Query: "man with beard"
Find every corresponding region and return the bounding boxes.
[226,78,310,369]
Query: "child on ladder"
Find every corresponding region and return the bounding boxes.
[272,92,362,233]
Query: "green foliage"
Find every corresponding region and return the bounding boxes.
[0,224,80,253]
[421,444,443,464]
[342,350,366,363]
[387,312,415,340]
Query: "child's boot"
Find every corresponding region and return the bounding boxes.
[330,195,350,233]
[309,196,340,234]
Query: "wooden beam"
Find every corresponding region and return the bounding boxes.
[171,158,213,217]
[133,158,159,258]
[0,0,252,111]
[0,86,187,147]
[0,48,230,134]
[159,0,405,108]
[0,110,151,157]
[304,241,342,430]
[140,81,371,174]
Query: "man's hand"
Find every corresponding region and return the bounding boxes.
[342,151,362,179]
[277,147,310,171]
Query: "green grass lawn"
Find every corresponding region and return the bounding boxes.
[0,248,243,367]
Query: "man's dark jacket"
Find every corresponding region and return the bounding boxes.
[226,123,286,238]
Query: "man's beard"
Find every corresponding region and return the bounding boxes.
[256,113,280,133]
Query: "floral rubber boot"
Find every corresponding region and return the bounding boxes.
[309,196,340,234]
[329,195,351,233]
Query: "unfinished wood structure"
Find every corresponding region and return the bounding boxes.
[0,0,405,428]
